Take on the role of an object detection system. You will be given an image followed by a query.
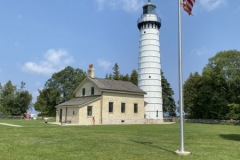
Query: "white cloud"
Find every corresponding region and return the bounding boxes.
[199,0,228,11]
[22,49,74,76]
[97,59,112,70]
[96,0,144,13]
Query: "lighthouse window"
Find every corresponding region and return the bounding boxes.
[149,76,151,78]
[144,31,146,34]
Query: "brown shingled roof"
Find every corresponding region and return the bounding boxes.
[88,77,146,94]
[56,95,101,107]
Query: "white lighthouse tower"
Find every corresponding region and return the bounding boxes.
[137,0,163,123]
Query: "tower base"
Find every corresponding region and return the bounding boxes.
[175,150,190,156]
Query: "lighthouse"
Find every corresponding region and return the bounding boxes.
[137,0,163,123]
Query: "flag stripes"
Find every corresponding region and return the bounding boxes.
[182,0,195,15]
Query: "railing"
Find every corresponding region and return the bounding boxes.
[137,16,161,24]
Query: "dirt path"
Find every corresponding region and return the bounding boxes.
[0,123,22,127]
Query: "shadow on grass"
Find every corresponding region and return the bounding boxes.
[219,134,240,141]
[131,140,175,154]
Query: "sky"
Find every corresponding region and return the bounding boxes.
[0,0,240,103]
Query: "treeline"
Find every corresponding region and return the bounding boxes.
[2,50,240,120]
[105,63,138,85]
[0,64,176,117]
[0,81,32,116]
[184,50,240,120]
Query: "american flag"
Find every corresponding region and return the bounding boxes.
[182,0,195,15]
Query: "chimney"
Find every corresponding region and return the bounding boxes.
[88,64,95,78]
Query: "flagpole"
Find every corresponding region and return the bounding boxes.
[176,0,190,155]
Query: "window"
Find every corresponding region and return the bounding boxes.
[121,103,125,113]
[91,87,94,95]
[109,102,113,113]
[82,88,85,96]
[134,103,138,113]
[73,111,75,115]
[87,106,92,116]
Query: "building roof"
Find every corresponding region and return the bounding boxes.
[56,95,101,107]
[88,77,146,94]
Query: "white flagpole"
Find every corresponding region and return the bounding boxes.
[176,0,190,155]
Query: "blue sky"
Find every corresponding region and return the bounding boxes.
[0,0,240,103]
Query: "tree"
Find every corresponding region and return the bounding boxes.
[161,71,176,117]
[226,103,240,120]
[184,50,240,119]
[35,88,61,116]
[14,82,32,115]
[45,66,86,102]
[0,81,16,115]
[130,69,138,85]
[183,72,202,117]
[112,63,120,80]
[120,74,130,81]
[0,81,32,115]
[204,50,240,104]
[35,66,86,116]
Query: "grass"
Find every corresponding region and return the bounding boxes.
[0,119,239,160]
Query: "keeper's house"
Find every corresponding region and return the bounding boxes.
[55,64,146,125]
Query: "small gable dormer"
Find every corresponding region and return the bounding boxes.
[74,77,102,97]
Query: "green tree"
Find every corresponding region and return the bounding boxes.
[183,72,202,117]
[226,103,240,120]
[130,69,138,85]
[205,50,240,104]
[14,82,32,115]
[35,66,86,116]
[0,81,16,115]
[112,63,120,80]
[0,81,32,115]
[45,66,86,102]
[161,71,176,117]
[201,67,229,119]
[35,88,61,116]
[184,50,240,119]
[120,74,130,81]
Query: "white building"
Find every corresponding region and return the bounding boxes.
[137,0,163,122]
[56,65,146,125]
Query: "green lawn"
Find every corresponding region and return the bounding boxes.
[0,119,239,160]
